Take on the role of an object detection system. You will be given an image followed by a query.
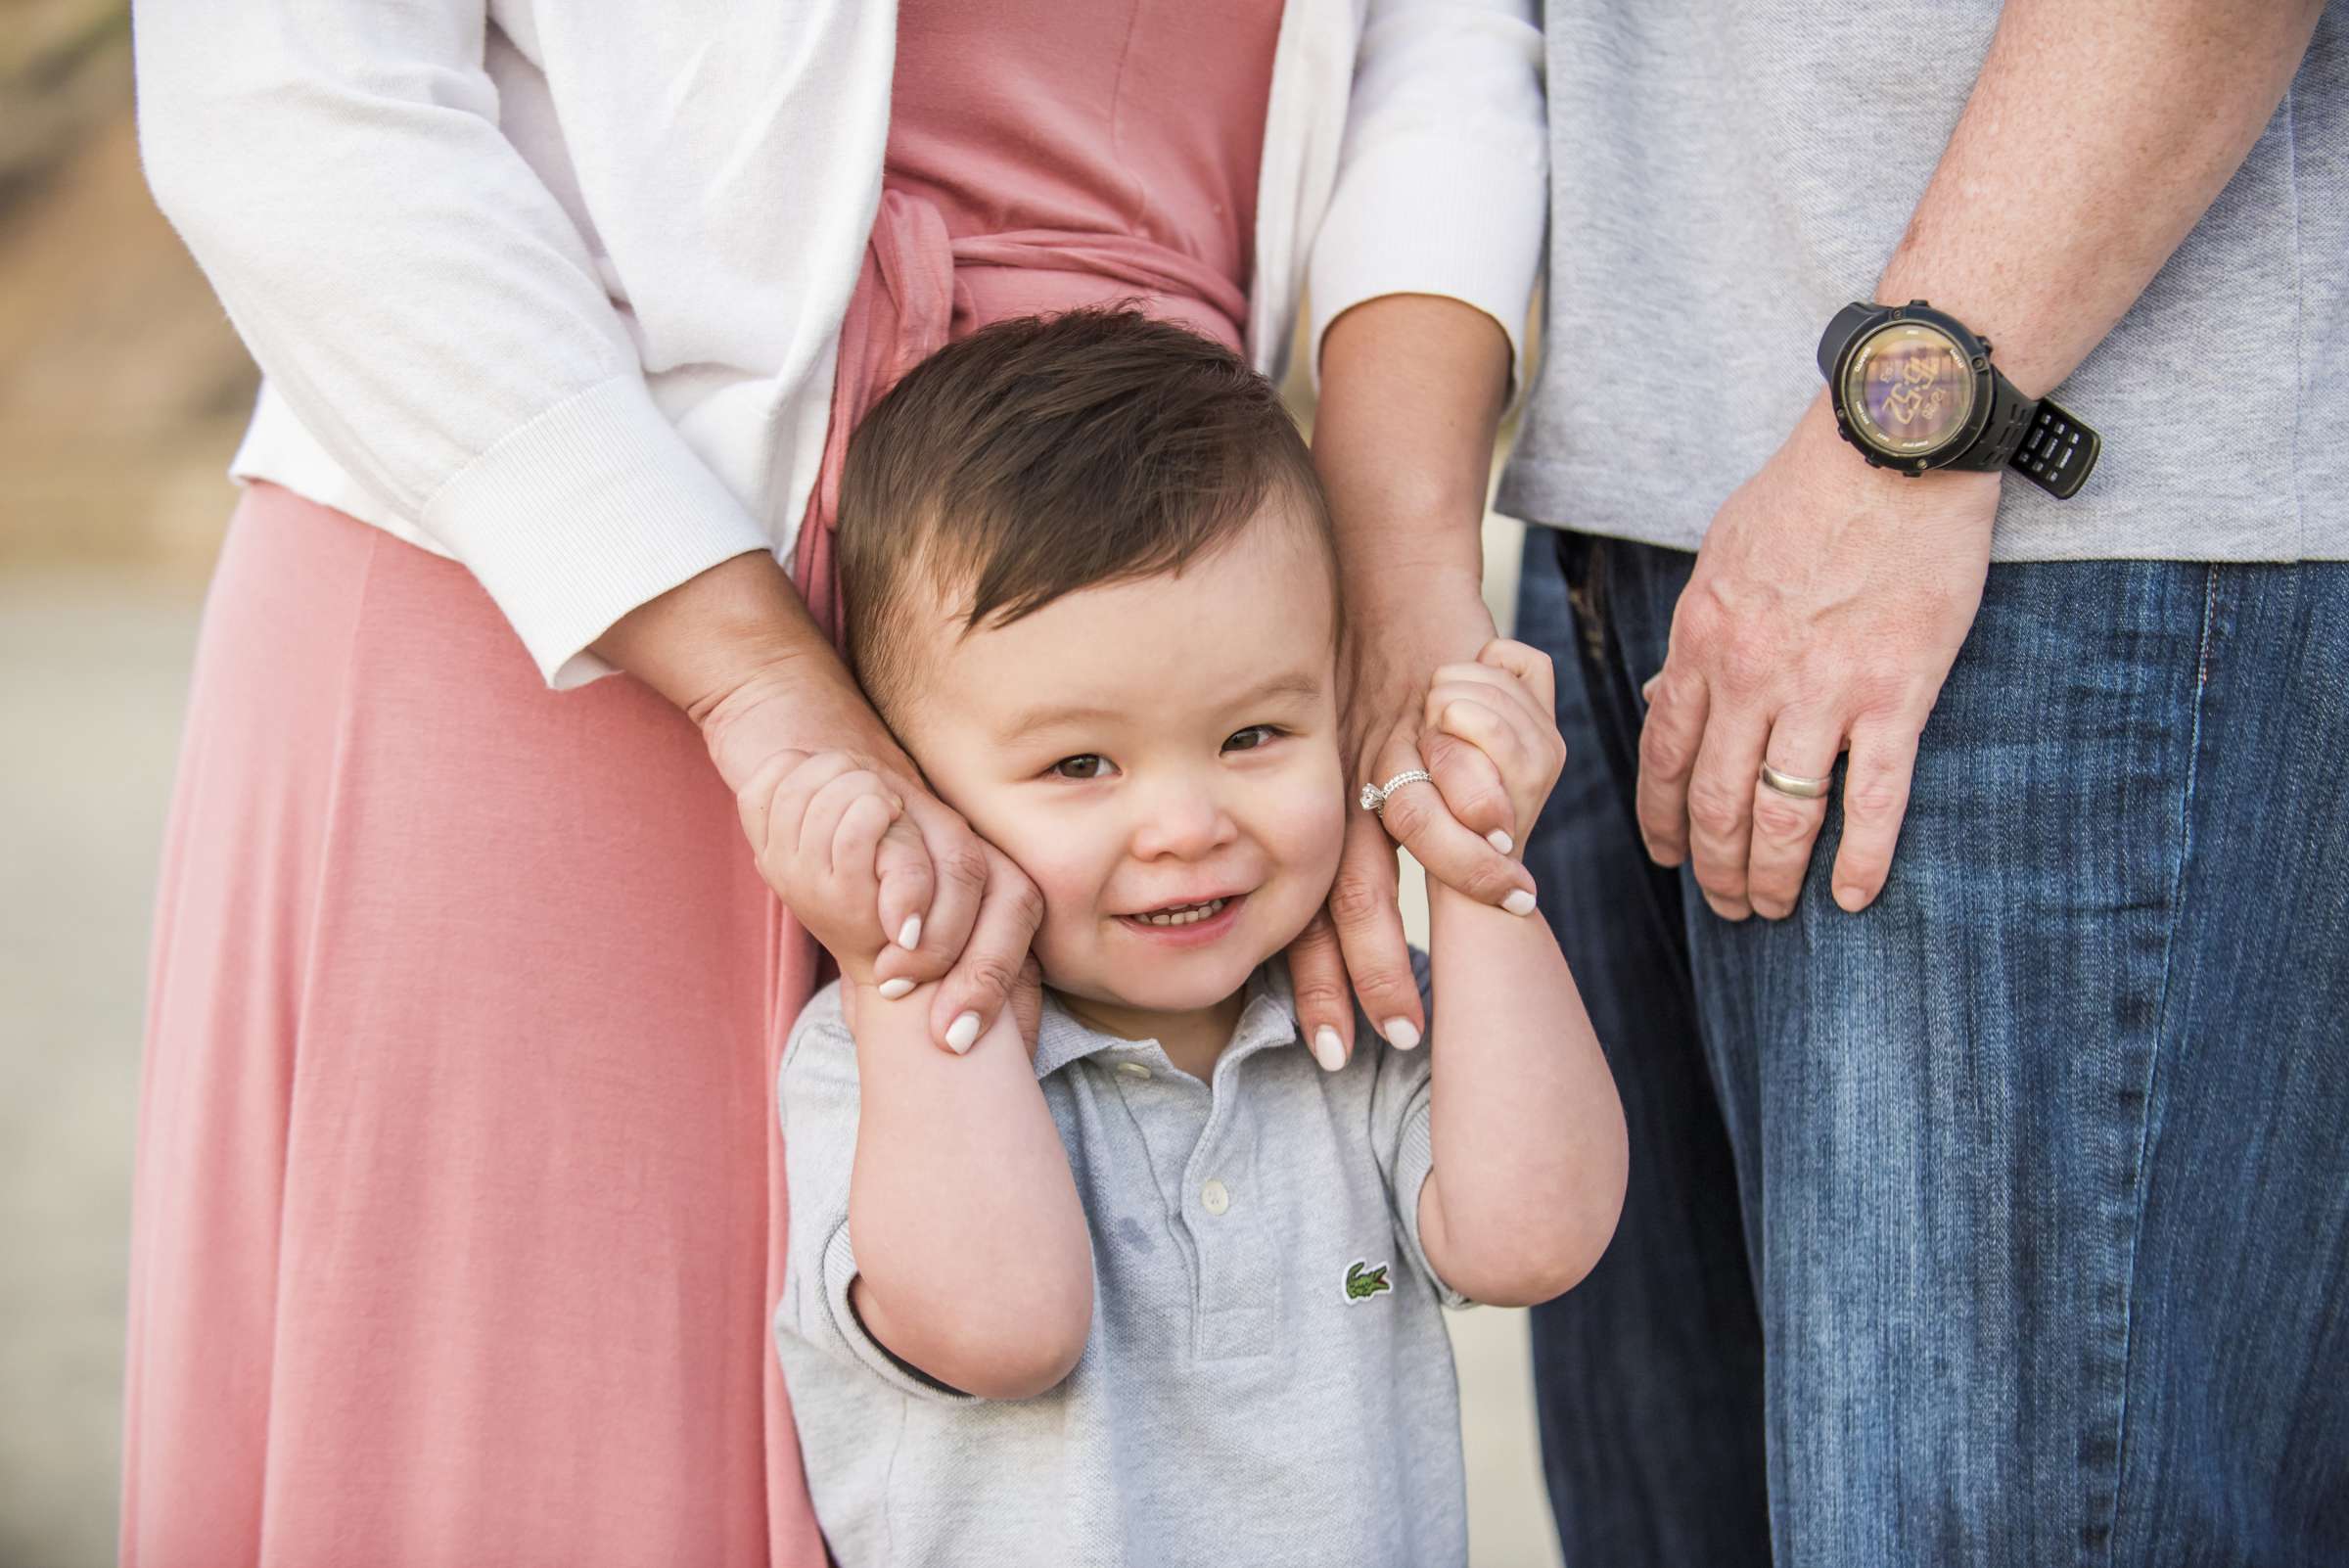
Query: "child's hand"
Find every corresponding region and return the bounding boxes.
[740,750,931,989]
[1422,639,1564,856]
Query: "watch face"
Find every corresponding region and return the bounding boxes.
[1842,322,1975,458]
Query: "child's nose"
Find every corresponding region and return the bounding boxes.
[1129,783,1236,861]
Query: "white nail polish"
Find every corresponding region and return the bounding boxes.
[876,977,914,1000]
[1312,1026,1346,1073]
[944,1011,981,1054]
[898,915,923,951]
[1503,889,1539,916]
[1486,830,1514,854]
[1384,1017,1421,1050]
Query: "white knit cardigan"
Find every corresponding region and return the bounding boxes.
[135,0,1545,686]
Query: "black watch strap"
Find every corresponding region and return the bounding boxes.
[2004,397,2099,500]
[1817,301,1877,381]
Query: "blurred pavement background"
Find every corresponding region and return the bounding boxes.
[0,5,1561,1561]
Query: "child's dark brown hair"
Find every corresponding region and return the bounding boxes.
[835,308,1337,720]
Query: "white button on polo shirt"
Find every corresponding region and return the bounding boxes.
[1201,1178,1231,1216]
[1116,1061,1152,1080]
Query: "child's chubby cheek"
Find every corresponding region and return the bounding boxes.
[1265,755,1349,926]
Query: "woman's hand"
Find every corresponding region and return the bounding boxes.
[1288,601,1538,1068]
[593,551,1041,1052]
[1292,293,1536,1070]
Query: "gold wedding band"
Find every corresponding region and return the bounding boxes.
[1759,761,1832,800]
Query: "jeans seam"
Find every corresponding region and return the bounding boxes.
[2097,563,2219,1561]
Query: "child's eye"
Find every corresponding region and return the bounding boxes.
[1049,754,1116,780]
[1223,725,1282,753]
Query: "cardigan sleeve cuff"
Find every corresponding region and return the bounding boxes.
[418,374,776,690]
[1305,133,1546,404]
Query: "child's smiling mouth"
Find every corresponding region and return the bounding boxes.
[1116,892,1249,943]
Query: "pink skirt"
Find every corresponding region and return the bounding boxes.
[119,481,826,1566]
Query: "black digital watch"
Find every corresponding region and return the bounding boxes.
[1818,300,2100,500]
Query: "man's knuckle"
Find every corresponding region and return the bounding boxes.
[1715,638,1775,695]
[1696,867,1749,902]
[1751,794,1816,840]
[1637,720,1690,779]
[1685,779,1746,837]
[1673,594,1726,647]
[1844,773,1907,823]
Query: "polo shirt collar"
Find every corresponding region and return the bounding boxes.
[1031,960,1302,1081]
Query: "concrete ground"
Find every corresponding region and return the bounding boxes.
[0,511,1566,1566]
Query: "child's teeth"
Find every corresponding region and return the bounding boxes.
[1140,898,1225,927]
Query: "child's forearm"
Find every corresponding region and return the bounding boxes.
[844,982,1093,1399]
[1420,880,1628,1306]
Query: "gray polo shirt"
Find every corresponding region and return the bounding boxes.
[774,958,1471,1567]
[1498,0,2349,563]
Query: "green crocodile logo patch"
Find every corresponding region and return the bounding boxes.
[1344,1260,1392,1303]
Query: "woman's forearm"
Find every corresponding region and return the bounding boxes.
[1313,294,1510,633]
[591,549,919,793]
[845,985,1094,1400]
[1419,882,1627,1306]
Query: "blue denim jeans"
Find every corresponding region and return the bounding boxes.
[1515,530,2349,1567]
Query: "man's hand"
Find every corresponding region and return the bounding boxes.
[1636,395,1999,919]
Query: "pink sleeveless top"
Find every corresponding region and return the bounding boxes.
[792,0,1283,638]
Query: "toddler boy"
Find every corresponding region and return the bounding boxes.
[767,310,1626,1565]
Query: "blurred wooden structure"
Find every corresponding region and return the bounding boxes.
[1,0,256,581]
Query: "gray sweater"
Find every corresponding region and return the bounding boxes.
[1499,0,2349,563]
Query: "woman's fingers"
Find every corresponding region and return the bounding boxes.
[870,815,936,958]
[1374,731,1538,913]
[1318,812,1428,1064]
[1009,955,1045,1058]
[927,845,1044,1055]
[1744,708,1841,920]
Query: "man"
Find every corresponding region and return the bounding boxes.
[1498,3,2348,1562]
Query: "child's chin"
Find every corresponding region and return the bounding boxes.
[1050,945,1277,1015]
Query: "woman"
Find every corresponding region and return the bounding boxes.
[124,1,1544,1560]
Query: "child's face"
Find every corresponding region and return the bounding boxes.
[893,505,1347,1019]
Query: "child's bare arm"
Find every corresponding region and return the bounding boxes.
[1416,641,1629,1306]
[843,980,1094,1399]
